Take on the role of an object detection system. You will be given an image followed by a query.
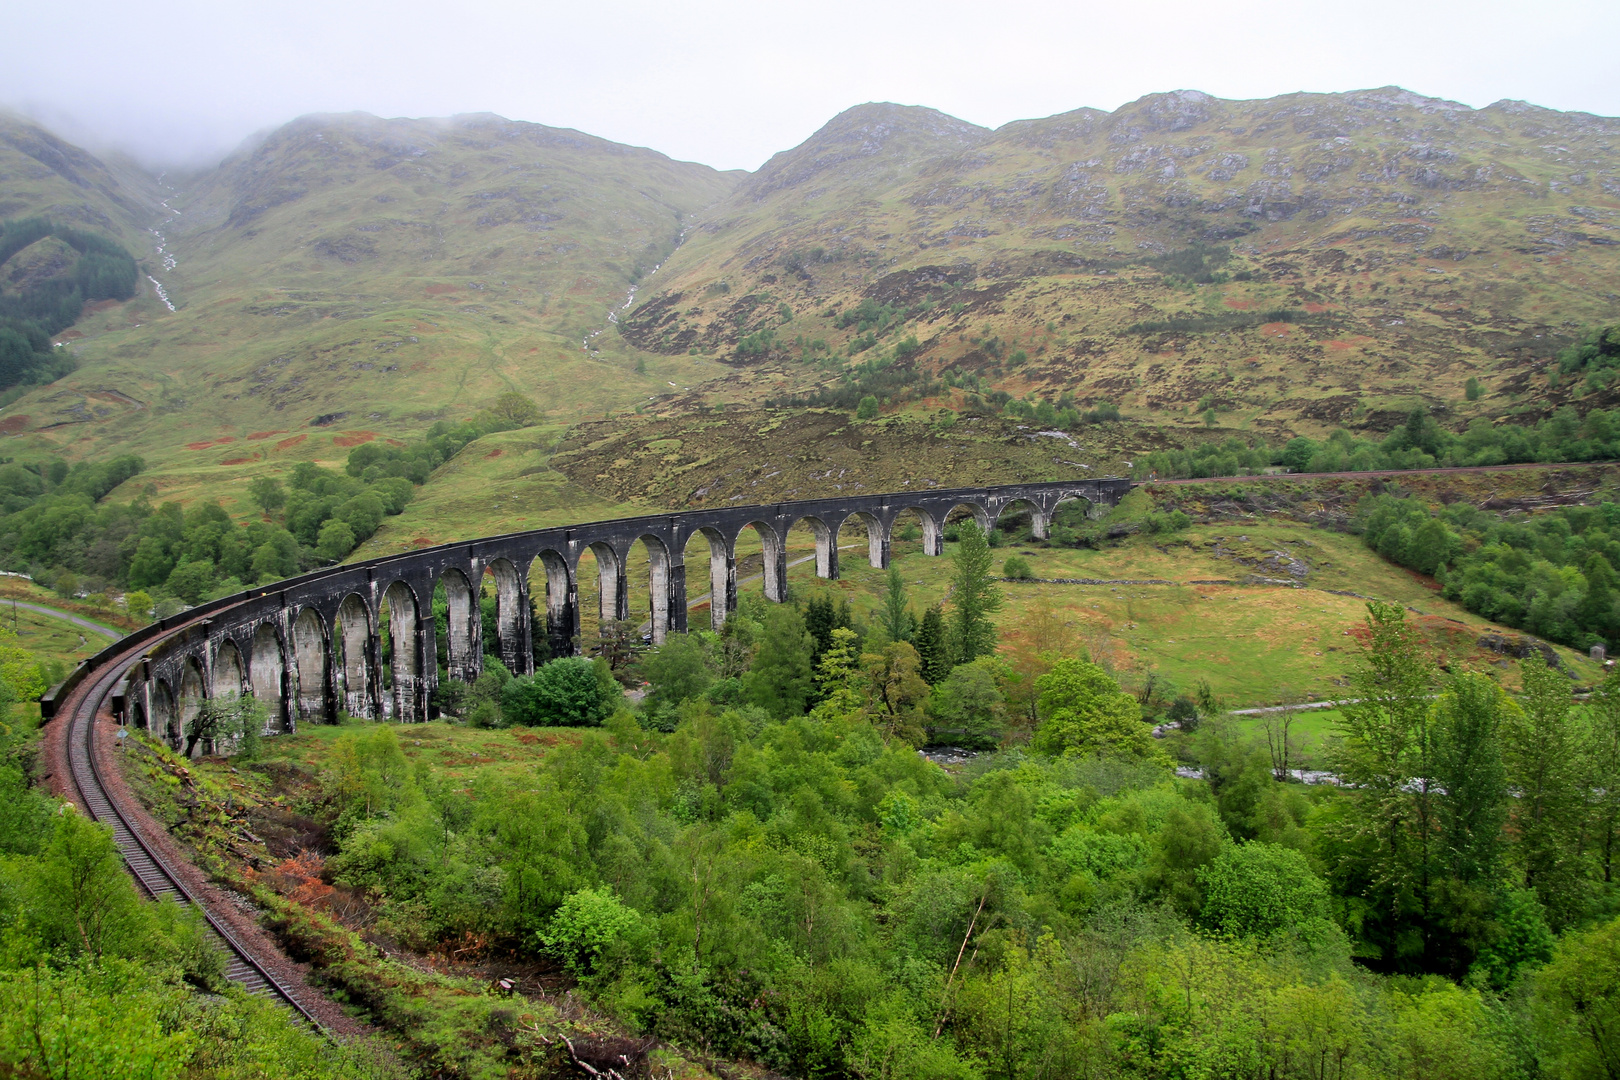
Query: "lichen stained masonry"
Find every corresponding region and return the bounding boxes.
[115,480,1129,754]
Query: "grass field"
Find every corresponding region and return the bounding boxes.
[770,521,1603,709]
[249,718,575,794]
[3,603,112,670]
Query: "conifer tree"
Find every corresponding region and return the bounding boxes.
[915,604,952,684]
[949,525,1002,664]
[880,565,914,643]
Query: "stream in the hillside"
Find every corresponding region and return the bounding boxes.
[145,174,183,312]
[581,225,690,354]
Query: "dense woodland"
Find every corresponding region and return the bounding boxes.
[126,529,1620,1079]
[0,216,139,391]
[0,394,545,617]
[1357,494,1620,652]
[1138,404,1620,481]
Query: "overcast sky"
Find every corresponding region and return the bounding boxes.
[4,0,1617,172]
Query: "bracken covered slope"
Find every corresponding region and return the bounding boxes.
[622,89,1620,438]
[0,90,1616,522]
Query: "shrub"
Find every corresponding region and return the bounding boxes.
[856,395,879,420]
[316,519,357,562]
[539,886,648,976]
[1198,842,1328,939]
[503,657,614,726]
[1002,555,1035,580]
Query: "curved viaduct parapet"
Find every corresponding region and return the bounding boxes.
[57,479,1130,754]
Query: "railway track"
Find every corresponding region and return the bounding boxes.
[1142,458,1620,485]
[55,627,326,1030]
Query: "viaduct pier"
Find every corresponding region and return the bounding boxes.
[52,480,1131,749]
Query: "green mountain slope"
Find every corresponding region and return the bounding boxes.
[0,112,738,497]
[0,112,163,246]
[623,89,1620,436]
[0,91,1617,526]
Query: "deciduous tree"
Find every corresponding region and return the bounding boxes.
[1033,656,1166,764]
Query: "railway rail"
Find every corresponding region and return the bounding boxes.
[52,620,326,1030]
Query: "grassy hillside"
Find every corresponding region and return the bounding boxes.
[0,112,738,495]
[0,112,163,245]
[0,92,1616,544]
[624,89,1620,436]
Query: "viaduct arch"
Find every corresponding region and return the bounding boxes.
[106,480,1129,754]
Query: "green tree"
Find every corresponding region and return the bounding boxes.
[126,535,174,589]
[338,492,386,541]
[1329,601,1442,966]
[1430,670,1510,886]
[914,603,952,684]
[495,788,590,935]
[163,559,214,604]
[639,632,713,709]
[0,627,47,701]
[0,682,50,857]
[316,519,357,562]
[249,529,300,582]
[1529,914,1620,1080]
[743,603,815,718]
[503,657,613,726]
[1032,656,1166,763]
[30,810,148,959]
[1198,842,1329,939]
[485,391,542,430]
[802,592,854,673]
[862,641,929,746]
[0,965,192,1080]
[948,524,1002,664]
[811,626,864,719]
[856,395,879,420]
[927,657,1006,749]
[122,590,154,623]
[51,569,77,599]
[1590,667,1620,887]
[1470,889,1553,991]
[1001,554,1034,580]
[247,475,285,516]
[182,692,267,759]
[878,565,912,643]
[1506,656,1591,925]
[953,936,1096,1080]
[1465,376,1483,401]
[1581,553,1620,645]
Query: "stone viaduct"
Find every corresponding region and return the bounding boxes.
[113,480,1131,750]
